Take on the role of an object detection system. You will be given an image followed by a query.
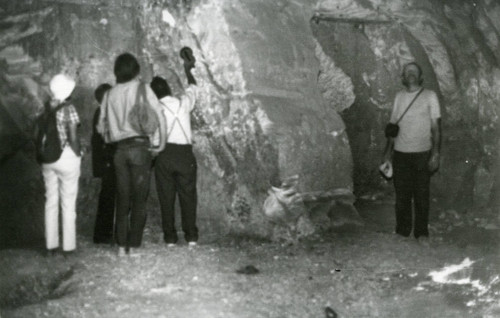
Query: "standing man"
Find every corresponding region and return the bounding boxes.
[150,48,199,247]
[97,53,166,256]
[382,62,441,245]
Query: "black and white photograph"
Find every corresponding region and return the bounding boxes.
[0,0,499,317]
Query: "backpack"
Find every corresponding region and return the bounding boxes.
[36,102,67,163]
[128,83,159,136]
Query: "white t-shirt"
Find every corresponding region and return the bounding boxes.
[390,88,441,153]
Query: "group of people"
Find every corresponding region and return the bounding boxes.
[38,55,441,257]
[39,51,200,256]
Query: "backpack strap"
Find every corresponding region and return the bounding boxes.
[41,101,68,132]
[395,88,424,124]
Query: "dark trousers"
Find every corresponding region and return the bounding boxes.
[393,151,431,238]
[113,138,152,248]
[155,143,198,244]
[93,164,116,243]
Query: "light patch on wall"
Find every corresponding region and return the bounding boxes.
[314,39,355,113]
[254,106,273,135]
[162,9,176,27]
[330,129,344,138]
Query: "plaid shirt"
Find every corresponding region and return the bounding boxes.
[56,104,80,148]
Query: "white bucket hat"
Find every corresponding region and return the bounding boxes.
[49,74,76,102]
[379,161,393,180]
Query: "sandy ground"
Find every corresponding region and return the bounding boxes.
[1,198,499,318]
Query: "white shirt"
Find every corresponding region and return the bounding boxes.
[390,88,441,153]
[97,79,163,143]
[158,85,198,145]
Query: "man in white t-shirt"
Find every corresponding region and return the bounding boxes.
[150,56,199,247]
[382,62,441,245]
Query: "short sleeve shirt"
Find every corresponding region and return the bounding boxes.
[390,89,440,153]
[56,104,80,148]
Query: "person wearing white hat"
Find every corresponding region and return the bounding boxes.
[382,62,441,245]
[40,73,82,256]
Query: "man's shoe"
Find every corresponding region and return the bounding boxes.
[62,250,75,258]
[188,242,197,248]
[118,247,127,257]
[44,248,58,257]
[166,243,176,248]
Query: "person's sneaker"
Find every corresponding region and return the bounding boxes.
[118,247,127,257]
[166,243,176,248]
[188,241,197,248]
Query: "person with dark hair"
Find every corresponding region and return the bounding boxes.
[91,83,115,244]
[114,53,141,84]
[97,53,166,256]
[150,48,199,247]
[382,62,441,246]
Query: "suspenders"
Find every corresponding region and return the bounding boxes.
[161,100,191,144]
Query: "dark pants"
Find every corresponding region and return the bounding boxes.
[393,151,431,238]
[93,163,116,243]
[113,137,152,248]
[155,143,198,244]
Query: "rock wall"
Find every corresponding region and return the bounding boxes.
[0,0,353,246]
[313,0,500,207]
[2,0,498,247]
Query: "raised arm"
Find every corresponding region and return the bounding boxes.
[185,63,197,86]
[145,85,167,153]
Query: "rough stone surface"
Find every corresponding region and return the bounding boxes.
[1,0,499,246]
[314,0,500,206]
[0,0,353,245]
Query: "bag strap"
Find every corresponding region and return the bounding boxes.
[395,88,424,124]
[136,82,146,105]
[51,101,69,115]
[42,101,68,130]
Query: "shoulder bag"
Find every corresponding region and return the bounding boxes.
[385,88,424,138]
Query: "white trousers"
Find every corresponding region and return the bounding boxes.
[42,146,81,251]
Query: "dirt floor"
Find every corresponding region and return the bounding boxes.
[1,195,499,318]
